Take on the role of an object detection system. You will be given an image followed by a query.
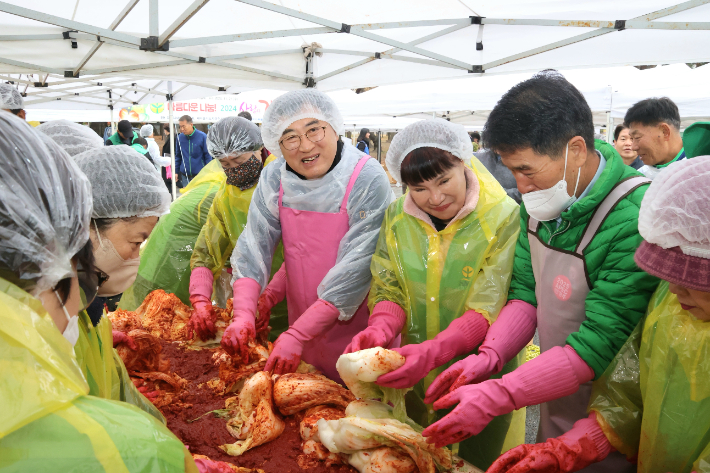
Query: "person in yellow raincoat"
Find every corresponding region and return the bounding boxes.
[188,116,287,341]
[346,119,524,470]
[0,113,205,472]
[487,156,710,473]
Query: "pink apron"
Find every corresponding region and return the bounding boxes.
[529,176,649,473]
[278,157,371,382]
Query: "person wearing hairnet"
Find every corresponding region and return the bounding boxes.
[188,116,288,342]
[420,72,660,473]
[70,146,172,411]
[224,90,394,381]
[36,119,104,157]
[0,82,25,119]
[346,118,523,469]
[141,123,171,170]
[0,113,205,472]
[488,156,710,473]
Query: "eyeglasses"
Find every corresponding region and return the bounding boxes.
[77,265,109,310]
[279,126,327,151]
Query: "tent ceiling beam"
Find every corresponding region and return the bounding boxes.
[71,0,140,77]
[0,1,141,46]
[203,57,303,82]
[0,55,63,75]
[235,0,474,70]
[158,0,210,47]
[170,27,336,48]
[24,79,136,95]
[0,34,64,40]
[81,59,194,76]
[480,18,710,29]
[149,0,159,37]
[210,49,303,60]
[317,48,463,69]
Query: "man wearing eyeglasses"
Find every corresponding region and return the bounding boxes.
[222,90,394,383]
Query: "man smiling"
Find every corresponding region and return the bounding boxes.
[421,71,660,473]
[222,89,393,382]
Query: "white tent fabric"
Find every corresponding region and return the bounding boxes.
[1,0,709,112]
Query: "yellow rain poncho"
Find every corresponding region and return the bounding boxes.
[119,159,227,310]
[588,281,710,473]
[0,278,197,472]
[190,154,288,338]
[369,156,523,469]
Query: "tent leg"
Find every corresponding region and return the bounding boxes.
[377,130,382,164]
[606,111,613,143]
[168,81,176,201]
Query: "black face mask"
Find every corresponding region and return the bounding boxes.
[225,154,263,190]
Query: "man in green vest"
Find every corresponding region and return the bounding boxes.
[626,97,686,180]
[105,119,138,146]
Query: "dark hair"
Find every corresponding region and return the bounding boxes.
[93,217,139,234]
[357,128,370,142]
[179,115,193,123]
[54,239,96,305]
[613,124,629,141]
[10,108,23,115]
[470,131,481,141]
[117,120,133,135]
[624,97,680,131]
[237,111,253,121]
[400,147,460,186]
[482,70,595,160]
[163,125,170,132]
[134,136,148,148]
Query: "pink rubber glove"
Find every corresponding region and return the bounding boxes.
[221,277,261,363]
[193,457,237,473]
[264,299,340,375]
[188,267,217,341]
[376,310,489,389]
[112,330,137,350]
[256,263,287,333]
[487,413,613,473]
[343,301,406,354]
[423,345,594,448]
[425,300,537,403]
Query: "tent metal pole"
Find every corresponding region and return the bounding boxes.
[169,81,176,201]
[158,0,210,47]
[377,130,382,164]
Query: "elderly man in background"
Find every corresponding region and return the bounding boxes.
[175,114,212,187]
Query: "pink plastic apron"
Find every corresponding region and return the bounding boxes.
[278,157,371,382]
[529,176,649,473]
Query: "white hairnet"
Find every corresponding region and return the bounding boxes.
[206,116,263,159]
[638,156,710,258]
[386,118,473,184]
[0,113,92,295]
[74,146,171,219]
[0,83,24,110]
[36,119,104,157]
[140,124,155,138]
[231,143,394,320]
[261,89,344,159]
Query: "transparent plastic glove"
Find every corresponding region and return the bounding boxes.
[425,300,537,403]
[486,413,613,473]
[264,299,339,374]
[344,301,406,354]
[112,330,137,350]
[221,277,260,363]
[255,263,287,332]
[189,267,217,340]
[423,345,593,448]
[376,310,489,390]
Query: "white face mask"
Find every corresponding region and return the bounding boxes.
[55,290,80,346]
[93,221,141,297]
[522,144,581,221]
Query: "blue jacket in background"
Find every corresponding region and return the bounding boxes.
[175,127,212,177]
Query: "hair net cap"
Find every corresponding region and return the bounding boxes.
[638,156,710,258]
[74,146,171,219]
[0,114,92,295]
[140,124,155,138]
[261,89,344,159]
[0,83,24,110]
[386,118,473,184]
[36,119,104,157]
[207,116,263,159]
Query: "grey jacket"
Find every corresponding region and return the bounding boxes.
[474,148,521,203]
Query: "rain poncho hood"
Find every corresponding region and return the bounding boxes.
[589,281,710,473]
[36,119,104,157]
[74,145,171,219]
[386,118,473,184]
[260,89,344,159]
[0,113,92,296]
[206,116,263,159]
